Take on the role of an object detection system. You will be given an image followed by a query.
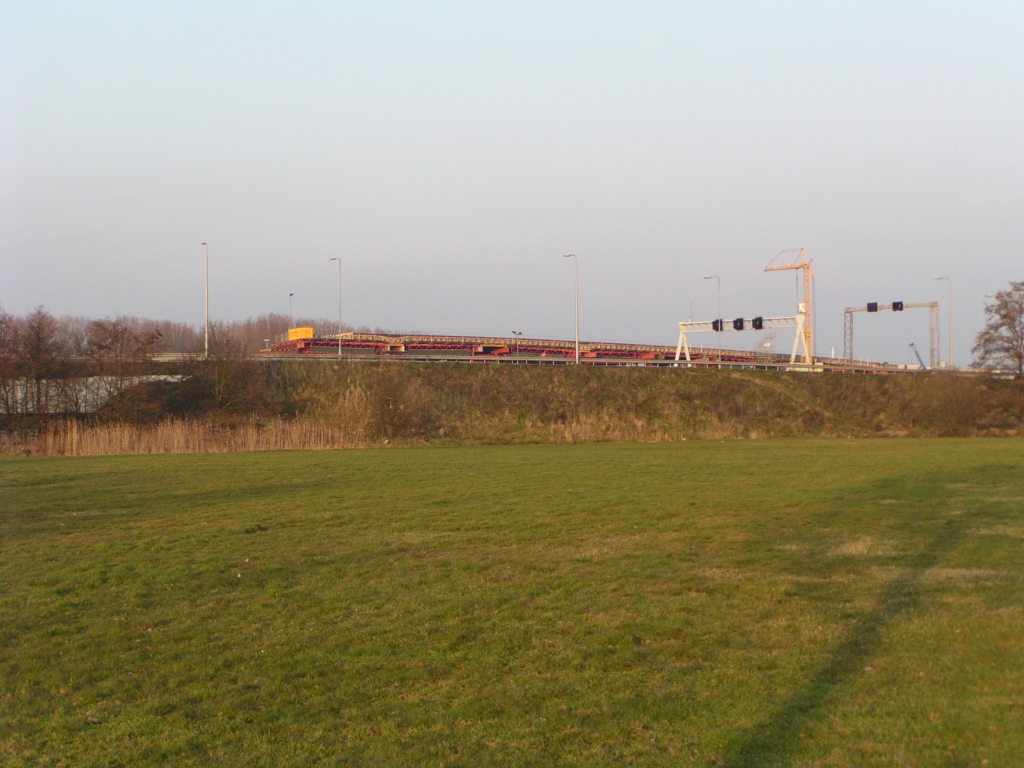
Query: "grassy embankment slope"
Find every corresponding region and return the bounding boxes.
[28,365,1024,456]
[2,439,1023,765]
[293,364,1021,441]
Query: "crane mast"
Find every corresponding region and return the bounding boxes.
[764,248,815,359]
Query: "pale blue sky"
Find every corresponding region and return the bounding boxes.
[1,2,1021,365]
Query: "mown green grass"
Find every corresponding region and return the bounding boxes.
[1,439,1023,767]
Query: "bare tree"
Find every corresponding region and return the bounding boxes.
[0,310,20,419]
[86,317,162,415]
[55,315,92,355]
[973,281,1024,378]
[20,308,66,419]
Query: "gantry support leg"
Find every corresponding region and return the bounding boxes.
[790,314,811,364]
[844,310,854,362]
[674,326,692,365]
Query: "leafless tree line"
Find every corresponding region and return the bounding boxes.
[0,307,401,436]
[51,312,399,355]
[0,309,164,428]
[53,313,324,355]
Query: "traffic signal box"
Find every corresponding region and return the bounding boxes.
[865,302,903,312]
[710,317,765,331]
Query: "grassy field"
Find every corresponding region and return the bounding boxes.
[1,440,1023,766]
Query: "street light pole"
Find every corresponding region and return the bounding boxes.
[288,293,294,330]
[563,254,579,364]
[704,275,721,364]
[512,331,522,360]
[933,276,953,368]
[330,258,342,358]
[201,242,209,358]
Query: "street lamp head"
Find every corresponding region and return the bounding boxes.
[330,257,339,262]
[563,254,575,258]
[704,275,715,280]
[933,276,948,280]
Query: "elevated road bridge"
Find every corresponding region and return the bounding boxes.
[252,333,924,374]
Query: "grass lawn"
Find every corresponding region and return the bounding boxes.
[2,439,1023,767]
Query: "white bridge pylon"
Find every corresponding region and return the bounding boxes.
[674,309,811,365]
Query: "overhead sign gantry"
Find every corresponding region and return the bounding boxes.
[674,305,811,365]
[843,301,939,368]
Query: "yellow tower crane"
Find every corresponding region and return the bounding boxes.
[765,248,815,360]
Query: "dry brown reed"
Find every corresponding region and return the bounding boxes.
[28,418,364,457]
[9,413,701,457]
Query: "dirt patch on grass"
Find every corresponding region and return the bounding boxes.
[921,567,999,583]
[542,533,673,560]
[973,525,1024,539]
[830,537,896,557]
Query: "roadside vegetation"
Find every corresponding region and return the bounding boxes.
[3,360,1021,455]
[2,306,1022,456]
[2,440,1022,765]
[974,281,1024,378]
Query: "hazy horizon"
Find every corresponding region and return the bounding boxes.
[1,2,1021,366]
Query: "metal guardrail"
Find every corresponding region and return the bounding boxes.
[244,352,942,374]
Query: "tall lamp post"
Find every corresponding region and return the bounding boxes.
[563,254,579,364]
[512,331,522,360]
[330,257,342,358]
[288,293,295,330]
[933,276,953,368]
[201,242,209,358]
[704,275,721,364]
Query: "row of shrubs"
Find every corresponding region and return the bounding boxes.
[105,361,1024,441]
[5,357,1022,454]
